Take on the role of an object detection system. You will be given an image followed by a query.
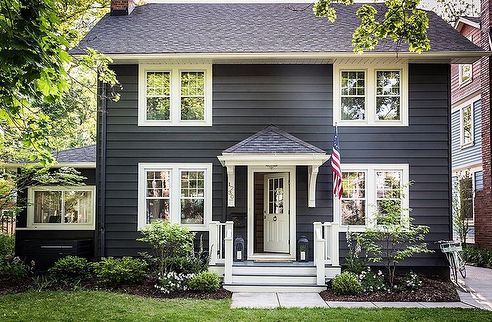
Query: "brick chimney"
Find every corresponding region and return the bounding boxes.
[110,0,135,16]
[475,0,492,249]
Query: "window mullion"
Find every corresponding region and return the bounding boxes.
[367,168,375,227]
[171,69,180,125]
[367,68,375,124]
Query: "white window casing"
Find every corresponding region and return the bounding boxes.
[333,63,408,126]
[26,186,96,230]
[138,64,212,126]
[460,103,474,148]
[458,64,473,86]
[334,164,410,232]
[138,163,212,230]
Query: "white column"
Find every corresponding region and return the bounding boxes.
[330,223,340,266]
[208,221,218,266]
[226,166,235,207]
[224,221,234,284]
[313,222,326,286]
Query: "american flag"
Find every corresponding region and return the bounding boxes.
[331,127,343,199]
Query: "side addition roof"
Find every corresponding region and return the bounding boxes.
[223,125,326,154]
[55,145,96,163]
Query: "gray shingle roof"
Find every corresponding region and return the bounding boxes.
[224,126,326,154]
[461,16,480,25]
[71,3,483,55]
[55,145,96,163]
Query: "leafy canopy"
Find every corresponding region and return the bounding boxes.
[313,0,430,53]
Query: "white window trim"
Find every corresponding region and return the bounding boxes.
[26,186,96,230]
[459,102,475,148]
[452,165,482,226]
[458,64,473,86]
[333,63,408,126]
[138,64,212,127]
[334,164,410,232]
[137,163,212,231]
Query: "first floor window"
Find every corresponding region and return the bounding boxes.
[28,186,95,229]
[336,164,409,230]
[138,163,212,230]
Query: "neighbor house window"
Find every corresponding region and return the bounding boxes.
[138,65,212,126]
[459,176,473,221]
[334,63,408,126]
[459,64,472,85]
[340,71,366,121]
[335,164,409,231]
[27,186,95,230]
[138,163,212,230]
[461,104,474,147]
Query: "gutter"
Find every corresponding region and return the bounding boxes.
[97,78,107,258]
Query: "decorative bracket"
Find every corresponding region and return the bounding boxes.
[308,165,320,208]
[226,165,235,207]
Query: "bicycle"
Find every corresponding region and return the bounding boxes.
[438,240,466,284]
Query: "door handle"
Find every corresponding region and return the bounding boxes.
[273,216,277,221]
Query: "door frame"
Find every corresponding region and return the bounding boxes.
[247,166,296,260]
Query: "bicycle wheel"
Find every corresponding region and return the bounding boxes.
[448,254,458,284]
[457,253,467,279]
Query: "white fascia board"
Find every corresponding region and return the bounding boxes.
[217,153,330,166]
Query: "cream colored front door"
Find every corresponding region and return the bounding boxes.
[263,173,290,253]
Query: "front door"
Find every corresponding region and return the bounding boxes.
[263,173,290,253]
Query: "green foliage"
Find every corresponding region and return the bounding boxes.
[188,271,221,293]
[357,184,431,286]
[358,267,386,293]
[138,221,195,276]
[463,246,492,268]
[0,256,33,279]
[161,256,208,275]
[48,256,91,281]
[345,231,365,274]
[92,257,148,286]
[314,0,430,53]
[0,234,14,258]
[402,271,422,290]
[331,271,363,295]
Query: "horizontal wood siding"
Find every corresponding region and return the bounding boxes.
[102,64,451,266]
[451,99,482,169]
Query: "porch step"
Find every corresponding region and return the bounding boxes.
[223,284,327,293]
[232,274,317,285]
[232,265,316,276]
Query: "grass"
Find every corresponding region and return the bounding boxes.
[0,291,490,322]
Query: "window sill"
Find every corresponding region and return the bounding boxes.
[18,225,95,231]
[460,142,475,150]
[334,121,408,127]
[339,225,367,232]
[138,121,212,127]
[459,80,472,88]
[137,223,209,232]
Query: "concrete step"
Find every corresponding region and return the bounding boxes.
[232,265,316,276]
[224,284,327,293]
[232,274,317,285]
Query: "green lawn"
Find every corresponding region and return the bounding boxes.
[0,291,490,322]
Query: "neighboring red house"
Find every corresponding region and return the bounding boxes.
[475,0,492,249]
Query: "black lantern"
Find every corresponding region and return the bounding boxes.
[297,236,309,262]
[234,236,245,262]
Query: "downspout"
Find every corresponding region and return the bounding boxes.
[97,78,107,258]
[447,64,453,242]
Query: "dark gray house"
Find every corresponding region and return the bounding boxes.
[16,2,485,291]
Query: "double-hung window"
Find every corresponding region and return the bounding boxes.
[460,103,474,147]
[334,63,408,126]
[27,186,96,230]
[335,164,409,231]
[139,65,212,126]
[138,163,212,230]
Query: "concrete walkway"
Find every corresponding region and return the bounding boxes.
[231,292,474,309]
[459,265,492,311]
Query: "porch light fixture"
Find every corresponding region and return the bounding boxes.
[297,236,309,262]
[234,236,245,262]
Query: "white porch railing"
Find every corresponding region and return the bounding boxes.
[209,221,234,284]
[314,222,340,285]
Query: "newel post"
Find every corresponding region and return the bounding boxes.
[224,221,234,284]
[208,221,218,266]
[331,223,340,266]
[313,222,326,286]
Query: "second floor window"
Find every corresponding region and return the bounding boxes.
[138,65,212,126]
[459,64,472,85]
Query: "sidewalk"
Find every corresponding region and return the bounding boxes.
[459,265,492,310]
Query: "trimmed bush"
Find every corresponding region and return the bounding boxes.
[0,256,32,279]
[162,256,207,275]
[188,271,221,292]
[331,271,363,295]
[463,246,492,268]
[92,257,148,285]
[48,256,91,281]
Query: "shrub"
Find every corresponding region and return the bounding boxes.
[0,256,32,279]
[402,271,422,291]
[162,256,207,275]
[358,267,386,293]
[463,246,492,268]
[188,271,221,292]
[92,257,148,286]
[48,256,91,281]
[137,221,194,275]
[331,271,363,295]
[345,231,365,274]
[155,271,194,294]
[0,234,14,258]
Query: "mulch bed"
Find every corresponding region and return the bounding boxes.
[320,277,460,302]
[0,277,32,296]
